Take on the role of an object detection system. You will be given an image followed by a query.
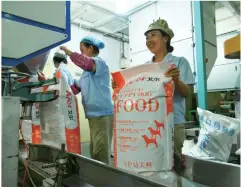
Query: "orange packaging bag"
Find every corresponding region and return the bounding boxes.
[31,103,41,144]
[112,62,174,172]
[20,76,42,144]
[20,103,41,144]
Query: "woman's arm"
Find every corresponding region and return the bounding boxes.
[172,57,195,98]
[165,66,190,98]
[173,78,190,98]
[70,83,81,95]
[60,46,96,72]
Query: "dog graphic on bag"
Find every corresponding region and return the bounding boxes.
[142,120,165,148]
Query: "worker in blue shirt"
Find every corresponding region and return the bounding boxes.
[52,52,74,87]
[60,36,113,165]
[112,18,195,185]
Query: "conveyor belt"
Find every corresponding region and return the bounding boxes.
[63,176,94,187]
[28,161,57,178]
[28,144,169,187]
[27,144,241,187]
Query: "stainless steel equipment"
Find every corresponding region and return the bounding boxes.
[26,144,169,187]
[2,97,21,187]
[185,155,240,187]
[24,143,241,187]
[1,70,59,187]
[2,1,71,186]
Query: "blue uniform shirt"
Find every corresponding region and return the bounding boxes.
[53,63,74,87]
[147,53,195,125]
[78,56,113,118]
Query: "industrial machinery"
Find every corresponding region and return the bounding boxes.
[223,33,240,159]
[225,33,240,107]
[21,143,240,187]
[185,33,241,163]
[2,1,70,186]
[224,34,240,60]
[1,1,240,187]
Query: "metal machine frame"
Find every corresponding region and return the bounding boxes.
[1,2,71,186]
[27,144,165,187]
[2,97,21,187]
[26,144,240,187]
[193,1,208,110]
[2,1,71,67]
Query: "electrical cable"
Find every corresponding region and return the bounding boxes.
[18,150,36,187]
[19,119,31,187]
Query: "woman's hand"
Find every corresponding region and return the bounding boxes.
[164,65,180,82]
[112,79,118,90]
[60,46,73,56]
[60,46,67,51]
[165,64,190,98]
[37,71,46,81]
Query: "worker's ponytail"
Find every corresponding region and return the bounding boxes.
[159,30,174,53]
[167,41,174,53]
